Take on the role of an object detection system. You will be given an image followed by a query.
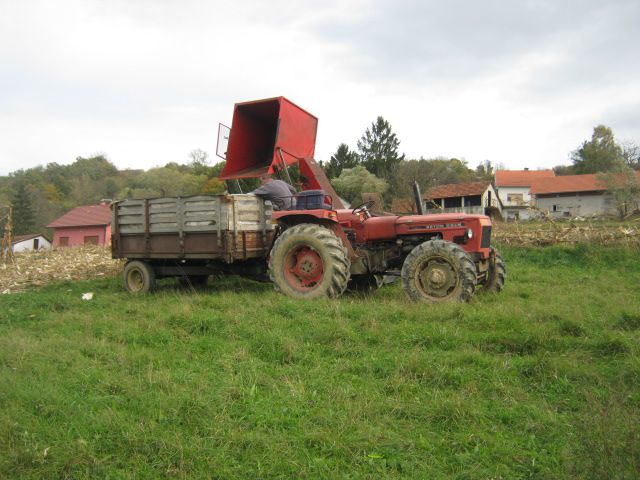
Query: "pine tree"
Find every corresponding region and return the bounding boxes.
[324,143,359,179]
[357,117,405,180]
[11,183,35,235]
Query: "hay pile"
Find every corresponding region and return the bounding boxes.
[0,246,123,294]
[493,220,640,247]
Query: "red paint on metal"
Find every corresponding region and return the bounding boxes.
[219,97,318,180]
[284,245,324,291]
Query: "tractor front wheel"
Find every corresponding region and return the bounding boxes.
[401,240,476,302]
[480,248,506,293]
[269,223,350,299]
[123,260,156,294]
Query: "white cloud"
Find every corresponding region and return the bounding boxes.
[0,0,639,175]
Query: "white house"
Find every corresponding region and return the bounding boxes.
[494,169,556,220]
[11,234,52,253]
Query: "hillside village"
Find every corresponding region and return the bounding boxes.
[2,122,639,253]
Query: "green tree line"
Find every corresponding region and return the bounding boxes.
[2,120,638,236]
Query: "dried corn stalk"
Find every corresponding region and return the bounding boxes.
[0,245,123,294]
[493,220,640,248]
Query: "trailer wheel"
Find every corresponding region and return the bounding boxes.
[269,223,350,299]
[123,260,156,294]
[401,240,476,302]
[480,248,506,293]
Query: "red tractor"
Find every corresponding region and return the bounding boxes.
[216,97,505,302]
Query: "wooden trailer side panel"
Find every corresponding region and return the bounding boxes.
[112,195,274,260]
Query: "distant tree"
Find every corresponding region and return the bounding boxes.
[331,165,388,206]
[390,157,475,199]
[11,183,35,235]
[324,143,359,179]
[598,166,640,219]
[571,125,625,174]
[621,141,640,170]
[475,160,495,180]
[73,155,118,180]
[201,177,226,195]
[357,117,405,180]
[189,149,213,176]
[129,166,207,198]
[553,165,576,176]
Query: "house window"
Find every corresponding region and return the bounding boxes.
[507,193,524,204]
[59,237,69,247]
[552,205,558,212]
[33,238,39,250]
[84,236,99,245]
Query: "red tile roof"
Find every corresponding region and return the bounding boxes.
[47,204,111,228]
[426,181,491,199]
[495,169,555,187]
[530,171,640,195]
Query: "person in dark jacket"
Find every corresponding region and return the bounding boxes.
[251,174,296,210]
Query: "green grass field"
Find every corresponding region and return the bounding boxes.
[1,245,639,479]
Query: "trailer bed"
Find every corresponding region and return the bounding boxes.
[111,195,275,262]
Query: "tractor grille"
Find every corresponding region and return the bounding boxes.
[480,226,492,248]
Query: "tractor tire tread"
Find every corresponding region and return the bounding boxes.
[401,239,476,302]
[269,223,350,299]
[481,248,506,293]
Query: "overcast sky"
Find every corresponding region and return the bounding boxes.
[1,0,639,176]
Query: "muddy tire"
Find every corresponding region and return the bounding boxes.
[348,274,384,292]
[401,240,476,302]
[480,248,506,293]
[269,223,350,299]
[123,260,156,294]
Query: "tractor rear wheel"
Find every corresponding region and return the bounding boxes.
[480,248,506,293]
[401,240,476,302]
[123,260,156,294]
[269,223,350,299]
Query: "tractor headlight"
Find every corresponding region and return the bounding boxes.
[465,228,473,240]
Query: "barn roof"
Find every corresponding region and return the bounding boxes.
[530,171,640,195]
[47,204,111,228]
[426,181,491,199]
[494,169,555,187]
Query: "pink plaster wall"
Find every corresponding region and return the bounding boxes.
[52,225,110,247]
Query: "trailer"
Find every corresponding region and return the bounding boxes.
[112,194,275,292]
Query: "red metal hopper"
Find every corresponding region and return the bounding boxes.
[218,97,318,180]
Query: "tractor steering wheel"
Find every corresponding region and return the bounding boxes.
[351,200,375,216]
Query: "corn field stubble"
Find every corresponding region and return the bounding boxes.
[1,245,639,479]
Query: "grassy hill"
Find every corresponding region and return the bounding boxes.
[1,245,639,478]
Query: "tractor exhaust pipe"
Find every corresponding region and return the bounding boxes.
[413,181,425,215]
